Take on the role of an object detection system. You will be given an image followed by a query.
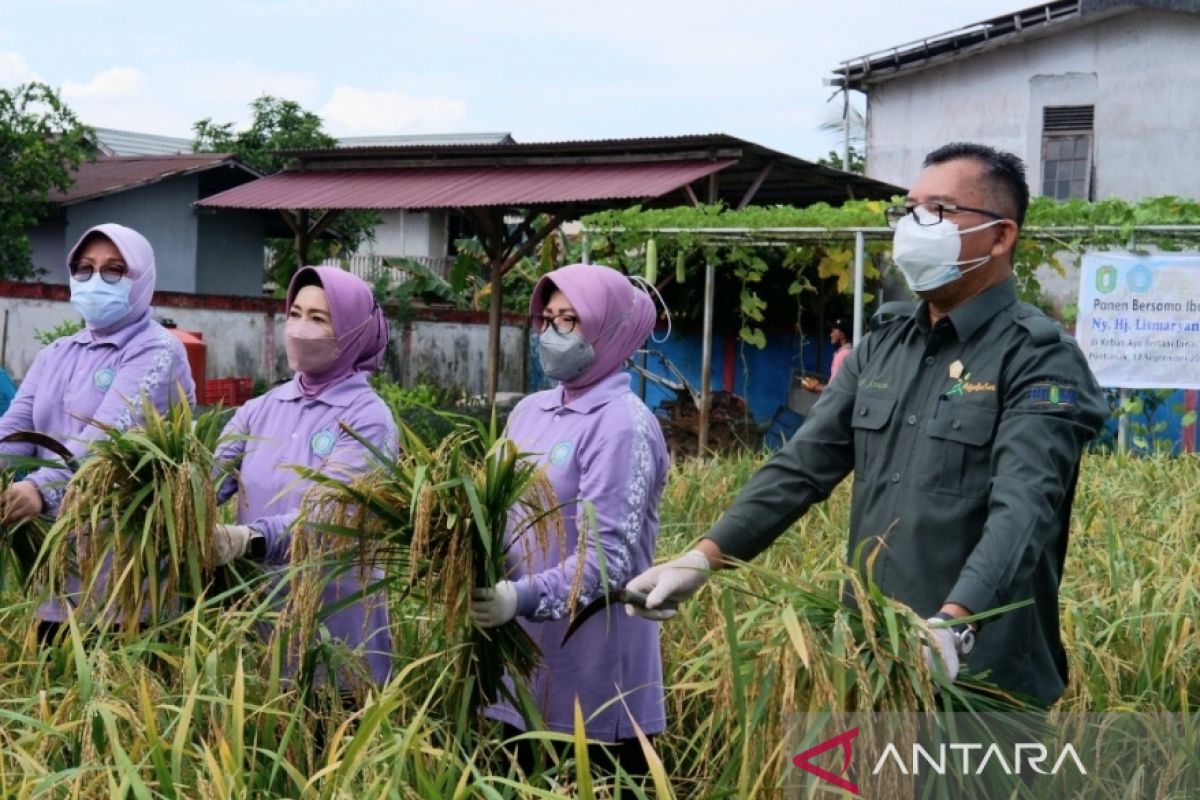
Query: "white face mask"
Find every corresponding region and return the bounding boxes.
[69,274,134,329]
[891,206,1003,292]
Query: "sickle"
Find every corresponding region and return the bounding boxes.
[560,587,650,646]
[0,431,76,469]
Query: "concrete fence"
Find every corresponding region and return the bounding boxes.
[0,282,527,398]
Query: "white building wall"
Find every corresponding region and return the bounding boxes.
[864,10,1200,200]
[361,210,449,259]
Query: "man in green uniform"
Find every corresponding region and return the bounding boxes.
[627,143,1107,704]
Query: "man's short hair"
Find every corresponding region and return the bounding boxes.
[923,142,1030,228]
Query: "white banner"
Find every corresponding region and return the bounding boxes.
[1077,252,1200,389]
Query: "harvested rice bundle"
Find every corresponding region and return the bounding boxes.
[44,399,232,629]
[295,417,563,716]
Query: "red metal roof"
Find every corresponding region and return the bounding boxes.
[195,159,736,211]
[51,154,257,205]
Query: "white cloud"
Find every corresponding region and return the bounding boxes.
[0,51,41,84]
[320,86,468,134]
[62,66,146,99]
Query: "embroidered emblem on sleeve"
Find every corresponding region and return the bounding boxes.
[311,429,336,457]
[93,367,115,391]
[1028,381,1078,409]
[548,441,574,466]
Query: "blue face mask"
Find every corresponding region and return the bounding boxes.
[70,275,134,329]
[539,329,595,382]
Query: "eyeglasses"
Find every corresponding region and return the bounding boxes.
[884,203,1005,229]
[529,312,580,335]
[70,260,129,284]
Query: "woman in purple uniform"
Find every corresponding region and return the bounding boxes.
[209,266,396,694]
[470,263,670,775]
[0,223,195,638]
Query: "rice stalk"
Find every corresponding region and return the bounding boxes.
[43,398,232,633]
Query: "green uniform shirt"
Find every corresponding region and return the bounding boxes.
[707,280,1106,703]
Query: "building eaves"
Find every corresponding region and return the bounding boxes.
[832,0,1101,90]
[284,133,904,206]
[51,154,260,205]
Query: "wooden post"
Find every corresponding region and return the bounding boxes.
[295,209,310,266]
[487,256,503,404]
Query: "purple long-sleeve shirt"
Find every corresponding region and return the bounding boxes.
[214,373,397,686]
[0,316,195,622]
[486,370,670,741]
[0,315,195,513]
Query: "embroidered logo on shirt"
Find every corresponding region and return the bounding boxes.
[548,441,574,466]
[93,367,115,391]
[310,429,336,457]
[1028,382,1077,409]
[945,365,996,397]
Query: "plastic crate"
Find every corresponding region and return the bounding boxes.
[201,378,236,407]
[202,377,254,407]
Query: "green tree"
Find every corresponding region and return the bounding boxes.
[0,83,92,279]
[193,95,336,174]
[193,95,378,291]
[816,145,865,174]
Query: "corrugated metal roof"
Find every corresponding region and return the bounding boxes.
[51,154,259,205]
[830,0,1198,89]
[336,132,515,148]
[195,159,736,211]
[91,127,196,156]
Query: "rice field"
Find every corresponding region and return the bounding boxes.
[0,450,1195,798]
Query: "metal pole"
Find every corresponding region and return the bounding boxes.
[842,71,851,172]
[487,259,502,405]
[852,231,865,342]
[1117,388,1129,454]
[697,173,718,456]
[581,234,591,265]
[698,254,715,456]
[1116,231,1139,454]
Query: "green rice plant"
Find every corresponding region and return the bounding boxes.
[41,398,233,631]
[0,446,1193,798]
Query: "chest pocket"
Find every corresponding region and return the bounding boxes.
[850,393,896,478]
[922,403,998,497]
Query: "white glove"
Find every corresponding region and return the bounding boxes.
[624,549,711,620]
[922,619,960,682]
[470,580,519,628]
[212,523,253,566]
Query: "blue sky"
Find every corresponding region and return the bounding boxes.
[3,0,1023,161]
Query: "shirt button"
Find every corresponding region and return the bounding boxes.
[291,433,298,438]
[891,472,901,483]
[924,356,935,366]
[859,407,868,417]
[906,414,917,425]
[952,420,962,430]
[553,414,561,421]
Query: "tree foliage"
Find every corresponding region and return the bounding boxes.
[0,83,92,279]
[192,95,379,292]
[192,95,335,174]
[580,195,1200,348]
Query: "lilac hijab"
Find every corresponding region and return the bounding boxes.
[529,263,657,391]
[287,266,389,398]
[67,223,156,335]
